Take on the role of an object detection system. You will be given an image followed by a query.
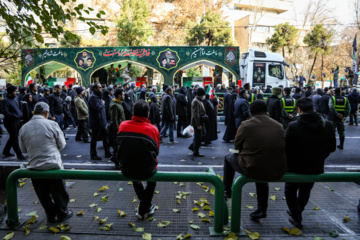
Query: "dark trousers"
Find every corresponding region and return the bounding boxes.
[54,114,64,131]
[76,119,89,141]
[3,119,22,156]
[90,127,110,157]
[177,116,188,137]
[133,181,156,215]
[223,153,269,212]
[32,178,70,219]
[349,109,358,125]
[285,182,314,221]
[189,126,202,154]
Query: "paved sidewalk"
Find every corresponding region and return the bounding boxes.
[0,169,360,239]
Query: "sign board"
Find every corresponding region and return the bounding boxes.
[252,63,266,87]
[0,79,6,87]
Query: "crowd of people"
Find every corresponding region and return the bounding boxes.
[1,79,358,228]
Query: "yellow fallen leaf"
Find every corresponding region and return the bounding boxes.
[201,218,211,223]
[210,189,215,195]
[208,211,214,217]
[76,210,84,215]
[157,221,171,228]
[23,225,30,236]
[176,233,183,240]
[275,187,281,191]
[34,201,38,204]
[94,216,99,221]
[203,205,211,210]
[118,210,127,217]
[190,224,200,230]
[101,195,109,202]
[93,192,100,197]
[98,217,108,224]
[26,215,37,224]
[3,232,14,240]
[249,192,257,198]
[97,207,102,212]
[173,182,178,184]
[128,181,133,186]
[98,185,109,192]
[198,212,206,218]
[189,220,194,224]
[133,227,144,232]
[313,205,320,210]
[179,182,186,187]
[60,236,72,240]
[246,206,254,209]
[49,227,60,234]
[18,207,21,213]
[244,230,260,239]
[128,222,135,227]
[89,203,97,208]
[184,234,192,239]
[63,154,68,156]
[196,182,203,186]
[154,191,160,194]
[269,195,276,201]
[69,199,76,203]
[289,228,301,236]
[224,232,238,240]
[132,197,137,203]
[177,199,181,204]
[19,182,26,188]
[343,214,350,222]
[39,225,47,230]
[142,233,152,240]
[173,209,180,213]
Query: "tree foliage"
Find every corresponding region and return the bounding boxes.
[185,10,236,46]
[266,22,299,58]
[116,0,154,46]
[185,66,202,77]
[60,31,81,48]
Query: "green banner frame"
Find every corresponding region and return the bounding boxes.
[22,46,240,86]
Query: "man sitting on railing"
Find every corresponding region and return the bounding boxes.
[222,100,286,220]
[116,100,160,220]
[19,102,72,223]
[285,97,336,229]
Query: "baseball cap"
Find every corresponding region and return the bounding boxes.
[34,102,50,114]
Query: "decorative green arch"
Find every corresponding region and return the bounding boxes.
[21,46,240,86]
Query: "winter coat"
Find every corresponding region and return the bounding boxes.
[191,96,206,128]
[176,87,188,117]
[223,91,231,125]
[203,94,218,142]
[1,97,23,121]
[117,116,160,180]
[312,94,322,112]
[74,96,88,120]
[49,92,63,116]
[122,93,133,120]
[348,91,360,111]
[267,95,283,123]
[103,90,112,122]
[318,94,331,115]
[161,93,176,122]
[63,101,72,118]
[88,92,107,129]
[234,96,251,129]
[235,113,286,181]
[149,95,160,125]
[292,93,302,100]
[109,99,126,133]
[127,89,136,105]
[223,92,238,141]
[286,112,336,174]
[60,90,67,102]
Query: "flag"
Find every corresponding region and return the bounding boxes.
[353,36,358,85]
[206,85,214,99]
[25,75,33,87]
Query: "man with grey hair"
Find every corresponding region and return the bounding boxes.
[19,102,72,223]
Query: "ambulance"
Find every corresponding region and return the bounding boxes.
[240,48,290,88]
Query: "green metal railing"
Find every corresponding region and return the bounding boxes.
[6,168,226,234]
[230,172,360,234]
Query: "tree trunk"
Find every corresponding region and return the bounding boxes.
[282,47,285,58]
[308,52,318,80]
[320,54,324,84]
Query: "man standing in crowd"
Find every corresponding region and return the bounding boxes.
[188,88,206,157]
[223,87,232,126]
[1,85,26,160]
[19,102,72,223]
[160,87,177,144]
[234,89,251,129]
[348,88,359,126]
[122,63,132,84]
[49,85,69,140]
[285,98,336,228]
[319,89,332,119]
[89,83,111,160]
[329,87,351,150]
[222,100,286,221]
[40,88,50,104]
[176,87,188,138]
[60,85,68,102]
[74,87,89,143]
[292,88,302,100]
[116,100,159,220]
[28,83,39,109]
[267,87,283,124]
[281,87,297,130]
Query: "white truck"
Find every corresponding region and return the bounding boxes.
[240,48,290,88]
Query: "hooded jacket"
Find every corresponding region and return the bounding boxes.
[286,112,336,174]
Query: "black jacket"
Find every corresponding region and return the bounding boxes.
[176,87,188,117]
[161,93,176,122]
[267,95,283,123]
[149,95,160,125]
[60,90,68,102]
[122,93,133,120]
[319,94,331,115]
[348,91,360,111]
[286,112,336,174]
[292,93,302,100]
[1,97,23,120]
[49,92,63,116]
[63,101,72,118]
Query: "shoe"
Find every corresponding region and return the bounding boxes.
[57,210,73,223]
[349,123,354,126]
[105,153,112,158]
[217,130,220,133]
[66,127,71,131]
[289,216,303,229]
[188,146,194,151]
[169,141,178,144]
[136,208,148,220]
[159,138,163,143]
[83,140,90,143]
[75,138,83,142]
[47,217,57,223]
[91,155,102,160]
[193,153,205,157]
[17,155,27,160]
[337,145,343,150]
[65,137,69,140]
[250,209,267,220]
[148,204,156,215]
[3,152,15,157]
[164,134,169,138]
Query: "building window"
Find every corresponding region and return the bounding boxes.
[255,26,270,33]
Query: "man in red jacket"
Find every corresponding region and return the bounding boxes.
[116,100,160,220]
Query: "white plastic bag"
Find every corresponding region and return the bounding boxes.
[182,125,194,138]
